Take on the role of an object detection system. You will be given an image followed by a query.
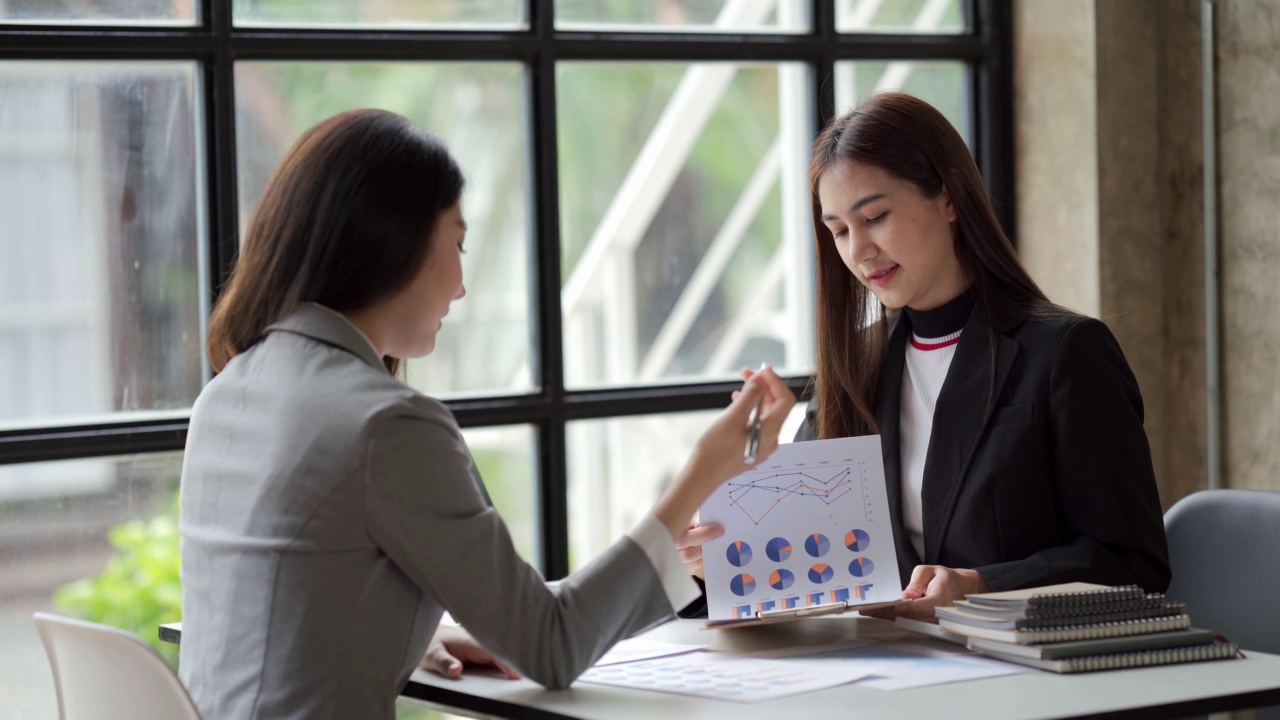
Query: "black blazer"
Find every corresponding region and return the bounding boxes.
[795,308,1171,593]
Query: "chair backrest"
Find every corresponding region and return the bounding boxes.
[33,613,201,720]
[1164,488,1280,655]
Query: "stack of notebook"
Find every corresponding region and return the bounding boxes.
[933,582,1240,673]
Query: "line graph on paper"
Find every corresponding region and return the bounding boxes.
[725,463,872,528]
[698,436,900,621]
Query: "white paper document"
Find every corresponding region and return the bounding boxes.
[592,638,708,667]
[578,651,881,703]
[790,641,1031,690]
[698,436,902,620]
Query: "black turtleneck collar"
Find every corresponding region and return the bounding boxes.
[904,289,975,339]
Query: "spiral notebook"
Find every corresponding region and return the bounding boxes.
[951,594,1170,620]
[937,614,1193,645]
[935,602,1186,630]
[963,582,1145,610]
[970,639,1240,673]
[966,627,1219,660]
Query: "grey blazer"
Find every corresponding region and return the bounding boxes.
[178,303,676,720]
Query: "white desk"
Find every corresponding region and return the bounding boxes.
[398,618,1280,720]
[161,617,1280,719]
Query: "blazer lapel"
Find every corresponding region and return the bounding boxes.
[873,313,922,581]
[921,311,1019,564]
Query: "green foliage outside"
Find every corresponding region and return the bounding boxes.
[52,495,183,667]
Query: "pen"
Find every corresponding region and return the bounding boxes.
[743,395,763,464]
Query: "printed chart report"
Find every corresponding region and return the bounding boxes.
[699,435,901,621]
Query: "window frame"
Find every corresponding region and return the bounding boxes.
[0,0,1014,580]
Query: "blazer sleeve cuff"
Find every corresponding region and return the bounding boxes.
[626,513,702,612]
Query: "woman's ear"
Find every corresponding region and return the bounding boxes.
[941,170,960,223]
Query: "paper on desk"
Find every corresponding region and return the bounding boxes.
[578,651,881,703]
[791,641,1030,691]
[592,638,707,666]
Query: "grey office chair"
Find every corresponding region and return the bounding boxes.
[1164,488,1280,720]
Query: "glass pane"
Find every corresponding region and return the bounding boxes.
[0,452,183,718]
[555,0,808,33]
[0,0,195,25]
[558,62,815,389]
[836,0,964,34]
[234,62,532,398]
[0,62,205,428]
[834,60,970,146]
[234,0,524,28]
[461,425,539,568]
[567,410,717,570]
[566,405,810,570]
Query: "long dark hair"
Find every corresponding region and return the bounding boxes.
[808,92,1063,439]
[207,108,465,375]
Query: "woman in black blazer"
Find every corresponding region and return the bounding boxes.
[679,92,1169,621]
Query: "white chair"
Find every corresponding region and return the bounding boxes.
[33,612,202,720]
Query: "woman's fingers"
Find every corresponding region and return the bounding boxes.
[676,522,720,579]
[490,657,523,680]
[423,625,523,681]
[739,365,796,465]
[750,365,796,423]
[676,523,723,550]
[421,643,464,680]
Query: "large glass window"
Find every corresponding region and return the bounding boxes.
[234,61,532,398]
[0,452,183,718]
[558,62,814,388]
[836,0,965,33]
[0,5,1009,718]
[0,0,196,25]
[233,0,524,28]
[555,0,809,33]
[834,60,970,143]
[0,62,204,429]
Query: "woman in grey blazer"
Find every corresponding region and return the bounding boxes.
[177,108,796,720]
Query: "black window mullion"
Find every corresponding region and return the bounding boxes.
[813,0,837,131]
[0,420,190,465]
[201,0,238,383]
[972,0,1016,243]
[528,0,571,580]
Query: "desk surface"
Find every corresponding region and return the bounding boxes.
[400,618,1280,720]
[161,618,1280,720]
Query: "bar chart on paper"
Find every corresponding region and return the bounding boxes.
[699,435,901,620]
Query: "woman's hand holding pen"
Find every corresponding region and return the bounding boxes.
[652,364,795,541]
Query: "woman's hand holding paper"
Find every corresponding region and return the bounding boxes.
[676,517,724,579]
[860,564,993,621]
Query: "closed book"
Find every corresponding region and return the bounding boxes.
[964,582,1145,610]
[965,628,1219,660]
[971,639,1240,673]
[951,594,1169,620]
[935,602,1185,630]
[937,614,1192,645]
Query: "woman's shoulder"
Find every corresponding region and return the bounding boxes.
[1006,308,1115,348]
[1007,311,1136,385]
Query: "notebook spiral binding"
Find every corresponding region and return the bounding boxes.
[1056,640,1240,673]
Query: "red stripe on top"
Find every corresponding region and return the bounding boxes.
[910,336,961,351]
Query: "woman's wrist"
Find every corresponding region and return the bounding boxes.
[956,567,993,595]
